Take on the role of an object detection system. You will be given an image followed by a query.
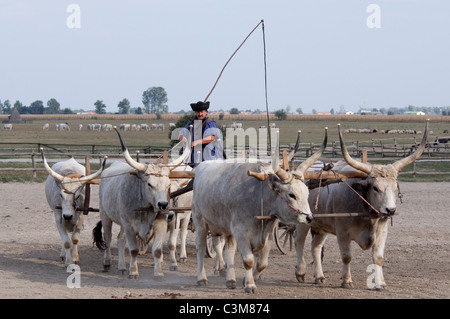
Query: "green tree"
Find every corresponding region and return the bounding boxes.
[2,100,11,114]
[45,98,61,114]
[296,107,303,114]
[29,100,44,114]
[230,108,240,114]
[118,98,130,114]
[142,87,168,114]
[94,100,106,114]
[274,109,287,120]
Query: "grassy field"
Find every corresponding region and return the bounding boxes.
[1,114,449,182]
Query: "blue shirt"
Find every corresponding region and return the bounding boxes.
[180,116,224,165]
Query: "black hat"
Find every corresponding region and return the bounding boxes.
[190,101,210,112]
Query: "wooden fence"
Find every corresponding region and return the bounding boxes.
[1,139,449,179]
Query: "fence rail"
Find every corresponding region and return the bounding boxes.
[1,140,449,179]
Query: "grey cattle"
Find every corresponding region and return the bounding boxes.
[98,128,190,279]
[294,121,429,289]
[192,129,327,293]
[167,166,193,271]
[42,152,106,266]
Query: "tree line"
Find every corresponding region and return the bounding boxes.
[0,87,169,115]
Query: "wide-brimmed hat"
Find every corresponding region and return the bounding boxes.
[190,101,210,112]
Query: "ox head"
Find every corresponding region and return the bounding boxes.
[338,120,429,217]
[249,128,328,225]
[114,126,190,213]
[41,149,107,224]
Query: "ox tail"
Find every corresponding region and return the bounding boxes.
[92,221,107,251]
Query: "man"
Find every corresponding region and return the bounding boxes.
[179,101,224,166]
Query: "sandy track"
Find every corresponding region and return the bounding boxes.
[0,182,449,299]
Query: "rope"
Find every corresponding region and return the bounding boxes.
[203,20,264,103]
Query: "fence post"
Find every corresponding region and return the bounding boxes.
[31,150,36,179]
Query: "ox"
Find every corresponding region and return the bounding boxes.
[294,121,429,289]
[42,151,106,266]
[166,166,193,271]
[2,123,12,130]
[98,127,190,279]
[192,129,328,293]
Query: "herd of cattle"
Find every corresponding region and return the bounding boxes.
[40,122,430,293]
[1,122,176,131]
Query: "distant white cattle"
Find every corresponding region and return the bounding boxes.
[42,123,49,131]
[2,123,12,130]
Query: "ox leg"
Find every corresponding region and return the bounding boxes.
[100,215,113,272]
[311,230,327,284]
[168,212,180,271]
[213,235,226,276]
[224,235,236,288]
[372,222,388,290]
[54,211,73,266]
[178,211,191,263]
[193,210,208,286]
[122,225,140,279]
[151,214,167,280]
[294,223,310,282]
[117,228,127,275]
[253,231,274,282]
[70,214,85,265]
[337,235,353,288]
[236,237,257,293]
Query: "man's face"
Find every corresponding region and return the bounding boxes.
[195,110,207,120]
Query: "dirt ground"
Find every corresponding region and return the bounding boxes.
[0,181,449,300]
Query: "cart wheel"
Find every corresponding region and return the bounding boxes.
[206,232,216,258]
[274,220,296,255]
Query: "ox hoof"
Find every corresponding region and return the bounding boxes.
[375,285,386,291]
[244,286,257,294]
[102,265,110,272]
[170,265,178,271]
[341,282,354,289]
[296,273,305,283]
[197,279,208,286]
[154,275,164,282]
[226,280,236,289]
[315,277,325,285]
[117,269,127,276]
[128,274,139,279]
[179,257,187,263]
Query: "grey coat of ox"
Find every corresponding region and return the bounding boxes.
[98,128,190,279]
[192,129,327,293]
[43,153,106,266]
[295,121,429,290]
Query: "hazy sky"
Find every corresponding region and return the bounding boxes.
[1,0,449,114]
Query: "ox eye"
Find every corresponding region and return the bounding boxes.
[148,182,153,189]
[288,193,296,200]
[373,186,379,192]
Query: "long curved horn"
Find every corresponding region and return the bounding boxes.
[296,127,328,174]
[41,148,64,182]
[114,126,147,172]
[168,127,192,170]
[287,130,301,161]
[271,130,293,182]
[392,119,429,171]
[338,124,372,174]
[79,156,108,184]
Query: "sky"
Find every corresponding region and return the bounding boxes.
[0,0,449,114]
